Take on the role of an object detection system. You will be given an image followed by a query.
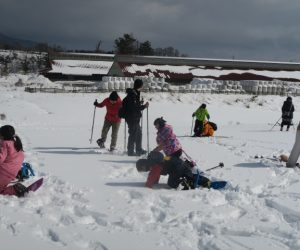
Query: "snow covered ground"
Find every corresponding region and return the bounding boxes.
[1,84,300,250]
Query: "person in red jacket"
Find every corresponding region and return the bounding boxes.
[94,91,122,151]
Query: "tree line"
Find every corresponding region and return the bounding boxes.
[0,33,187,57]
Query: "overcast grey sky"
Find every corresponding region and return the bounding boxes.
[1,0,300,62]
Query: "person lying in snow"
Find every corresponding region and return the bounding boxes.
[152,117,182,158]
[0,125,27,196]
[136,151,211,190]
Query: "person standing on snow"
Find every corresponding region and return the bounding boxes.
[0,125,25,196]
[94,91,122,151]
[152,117,182,158]
[281,96,295,131]
[192,103,210,137]
[121,79,149,156]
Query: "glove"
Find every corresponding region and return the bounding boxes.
[94,100,98,106]
[192,113,195,117]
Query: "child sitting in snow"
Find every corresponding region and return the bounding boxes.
[136,151,211,189]
[0,125,26,196]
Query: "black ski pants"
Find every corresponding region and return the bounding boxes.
[194,119,204,136]
[126,119,142,154]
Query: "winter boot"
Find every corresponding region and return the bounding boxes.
[13,183,28,197]
[109,146,115,152]
[96,138,105,148]
[136,149,147,156]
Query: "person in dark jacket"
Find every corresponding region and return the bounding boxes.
[136,151,211,189]
[281,96,295,131]
[122,79,149,156]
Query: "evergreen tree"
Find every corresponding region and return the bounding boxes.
[114,33,138,55]
[139,41,154,55]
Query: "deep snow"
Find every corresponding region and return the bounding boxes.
[1,85,300,250]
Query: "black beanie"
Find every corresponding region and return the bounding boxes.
[0,125,15,140]
[200,103,206,109]
[134,79,143,89]
[154,117,166,128]
[109,91,119,101]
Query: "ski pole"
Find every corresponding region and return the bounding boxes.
[89,101,97,144]
[190,116,195,136]
[147,106,149,154]
[140,97,144,149]
[124,121,127,152]
[141,110,143,148]
[205,162,224,171]
[270,116,281,131]
[183,150,224,172]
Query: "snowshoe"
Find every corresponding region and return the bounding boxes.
[96,138,105,148]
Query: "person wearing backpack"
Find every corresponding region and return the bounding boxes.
[0,125,25,196]
[192,103,210,137]
[281,96,295,131]
[121,79,149,156]
[136,151,211,189]
[93,91,122,151]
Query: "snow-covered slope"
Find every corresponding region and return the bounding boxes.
[0,89,300,250]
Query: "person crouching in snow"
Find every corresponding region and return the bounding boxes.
[192,103,210,137]
[201,120,215,137]
[152,117,182,158]
[0,125,25,196]
[94,91,122,151]
[136,151,211,189]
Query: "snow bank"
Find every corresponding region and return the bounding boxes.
[0,89,300,250]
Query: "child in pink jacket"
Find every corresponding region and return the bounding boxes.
[0,125,25,196]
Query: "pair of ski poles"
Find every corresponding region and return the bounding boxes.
[89,100,150,154]
[182,150,224,173]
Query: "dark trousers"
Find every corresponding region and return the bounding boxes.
[194,119,204,136]
[126,119,142,154]
[281,118,292,130]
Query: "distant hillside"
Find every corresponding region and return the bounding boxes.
[0,33,38,48]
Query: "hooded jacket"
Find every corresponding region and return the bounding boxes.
[95,97,122,122]
[122,88,146,122]
[282,99,295,119]
[0,140,24,181]
[156,124,182,156]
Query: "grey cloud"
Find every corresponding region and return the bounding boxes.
[1,0,300,61]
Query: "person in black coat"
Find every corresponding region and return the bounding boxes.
[281,96,295,131]
[136,151,211,190]
[122,79,149,156]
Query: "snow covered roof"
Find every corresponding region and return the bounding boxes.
[49,60,114,76]
[119,62,300,81]
[119,62,193,82]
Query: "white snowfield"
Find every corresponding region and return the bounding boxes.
[1,87,300,250]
